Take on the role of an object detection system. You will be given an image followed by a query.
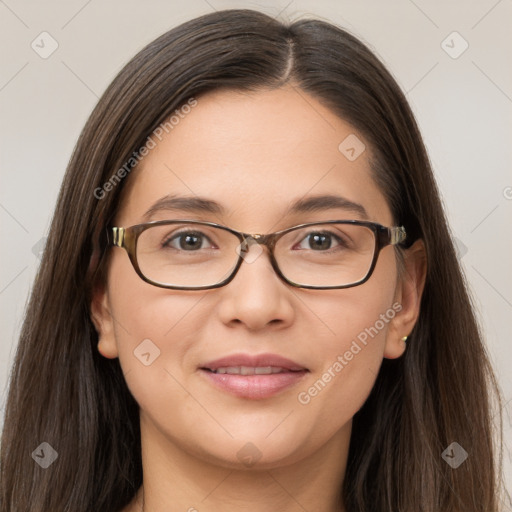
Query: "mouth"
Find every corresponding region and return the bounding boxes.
[202,366,304,375]
[199,353,309,400]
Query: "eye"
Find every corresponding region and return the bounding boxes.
[296,231,347,251]
[163,230,213,251]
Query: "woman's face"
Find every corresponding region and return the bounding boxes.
[93,85,417,470]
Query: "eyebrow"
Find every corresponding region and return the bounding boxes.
[142,193,369,222]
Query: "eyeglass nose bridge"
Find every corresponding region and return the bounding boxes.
[238,232,277,254]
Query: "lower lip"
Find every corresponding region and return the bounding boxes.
[199,369,308,399]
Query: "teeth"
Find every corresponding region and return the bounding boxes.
[212,366,286,375]
[255,366,272,375]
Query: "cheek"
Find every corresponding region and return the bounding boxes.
[105,250,203,401]
[296,251,398,425]
[306,247,398,354]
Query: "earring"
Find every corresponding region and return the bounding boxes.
[401,336,408,343]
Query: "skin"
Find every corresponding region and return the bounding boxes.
[91,84,426,512]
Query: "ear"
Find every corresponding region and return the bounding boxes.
[384,239,427,359]
[90,281,119,359]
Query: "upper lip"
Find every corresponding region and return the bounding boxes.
[200,353,308,372]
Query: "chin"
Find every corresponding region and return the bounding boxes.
[190,434,308,470]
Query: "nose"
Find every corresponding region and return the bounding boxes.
[215,240,295,331]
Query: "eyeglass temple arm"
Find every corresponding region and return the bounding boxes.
[389,226,406,245]
[111,227,125,247]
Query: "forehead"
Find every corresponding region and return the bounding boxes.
[115,85,393,229]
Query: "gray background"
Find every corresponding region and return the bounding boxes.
[1,0,511,501]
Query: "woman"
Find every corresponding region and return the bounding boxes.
[0,8,505,512]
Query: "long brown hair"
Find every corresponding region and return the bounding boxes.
[0,9,505,511]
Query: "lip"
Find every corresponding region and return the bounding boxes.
[199,353,309,400]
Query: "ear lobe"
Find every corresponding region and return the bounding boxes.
[90,281,119,359]
[384,239,427,359]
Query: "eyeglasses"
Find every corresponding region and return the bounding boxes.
[109,219,406,290]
